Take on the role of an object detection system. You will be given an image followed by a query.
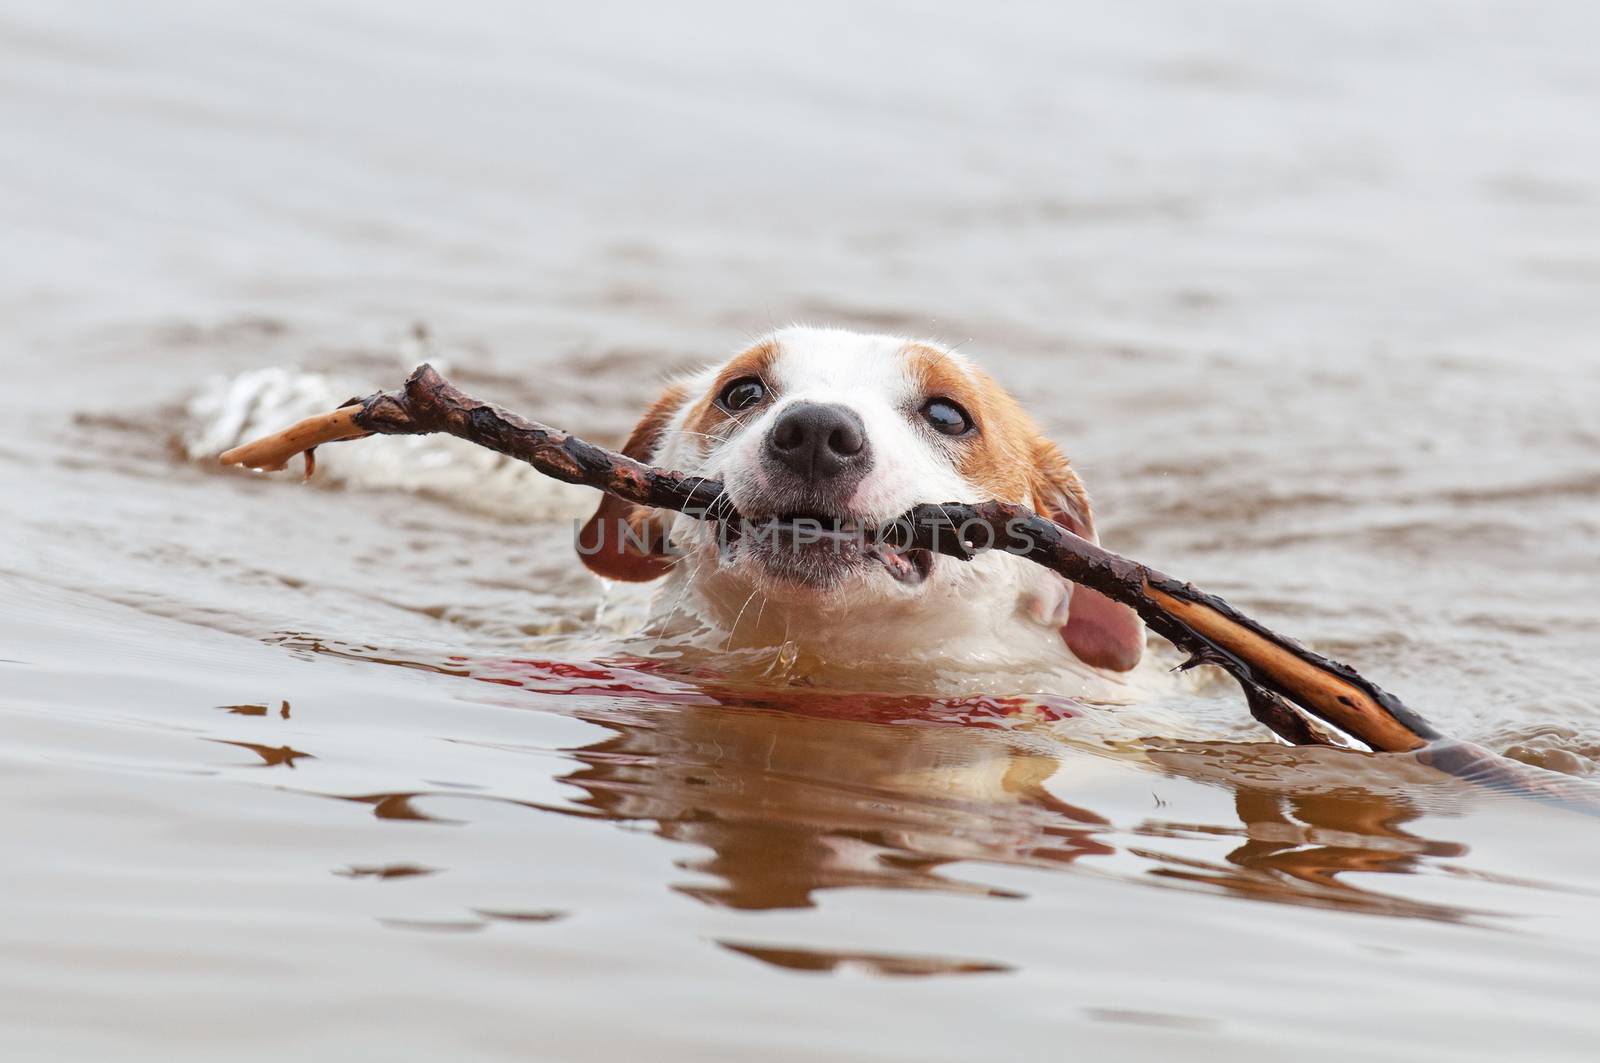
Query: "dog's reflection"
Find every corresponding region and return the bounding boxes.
[563,700,1111,909]
[547,689,1473,921]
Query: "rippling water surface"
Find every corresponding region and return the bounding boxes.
[4,2,1600,1059]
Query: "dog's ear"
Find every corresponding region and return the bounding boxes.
[577,384,687,582]
[1026,439,1145,672]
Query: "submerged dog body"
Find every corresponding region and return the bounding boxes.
[578,328,1145,684]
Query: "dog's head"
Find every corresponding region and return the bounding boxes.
[577,327,1143,672]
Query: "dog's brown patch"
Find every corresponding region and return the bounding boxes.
[905,341,1142,672]
[904,342,1040,505]
[577,383,689,582]
[684,339,780,442]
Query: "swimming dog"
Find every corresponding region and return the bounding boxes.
[578,328,1144,679]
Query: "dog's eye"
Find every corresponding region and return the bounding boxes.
[920,398,974,437]
[717,377,766,413]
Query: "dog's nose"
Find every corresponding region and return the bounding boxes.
[765,402,869,483]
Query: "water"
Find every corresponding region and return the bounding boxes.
[4,2,1600,1059]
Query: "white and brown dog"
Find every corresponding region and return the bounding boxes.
[578,327,1145,687]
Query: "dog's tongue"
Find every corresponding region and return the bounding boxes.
[870,542,930,584]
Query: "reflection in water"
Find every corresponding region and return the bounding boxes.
[335,864,439,880]
[252,657,1520,966]
[557,701,1109,910]
[544,687,1483,926]
[1131,784,1477,922]
[217,700,292,718]
[210,738,315,768]
[341,791,465,823]
[718,941,1012,977]
[472,909,568,924]
[473,660,1490,929]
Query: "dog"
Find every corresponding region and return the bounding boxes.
[577,327,1145,686]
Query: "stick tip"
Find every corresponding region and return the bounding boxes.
[218,443,286,472]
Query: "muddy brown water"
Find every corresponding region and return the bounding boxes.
[4,3,1600,1060]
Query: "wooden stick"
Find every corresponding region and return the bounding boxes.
[886,501,1439,753]
[223,365,733,515]
[219,364,1599,812]
[218,406,369,480]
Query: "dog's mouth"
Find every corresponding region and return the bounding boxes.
[719,510,934,587]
